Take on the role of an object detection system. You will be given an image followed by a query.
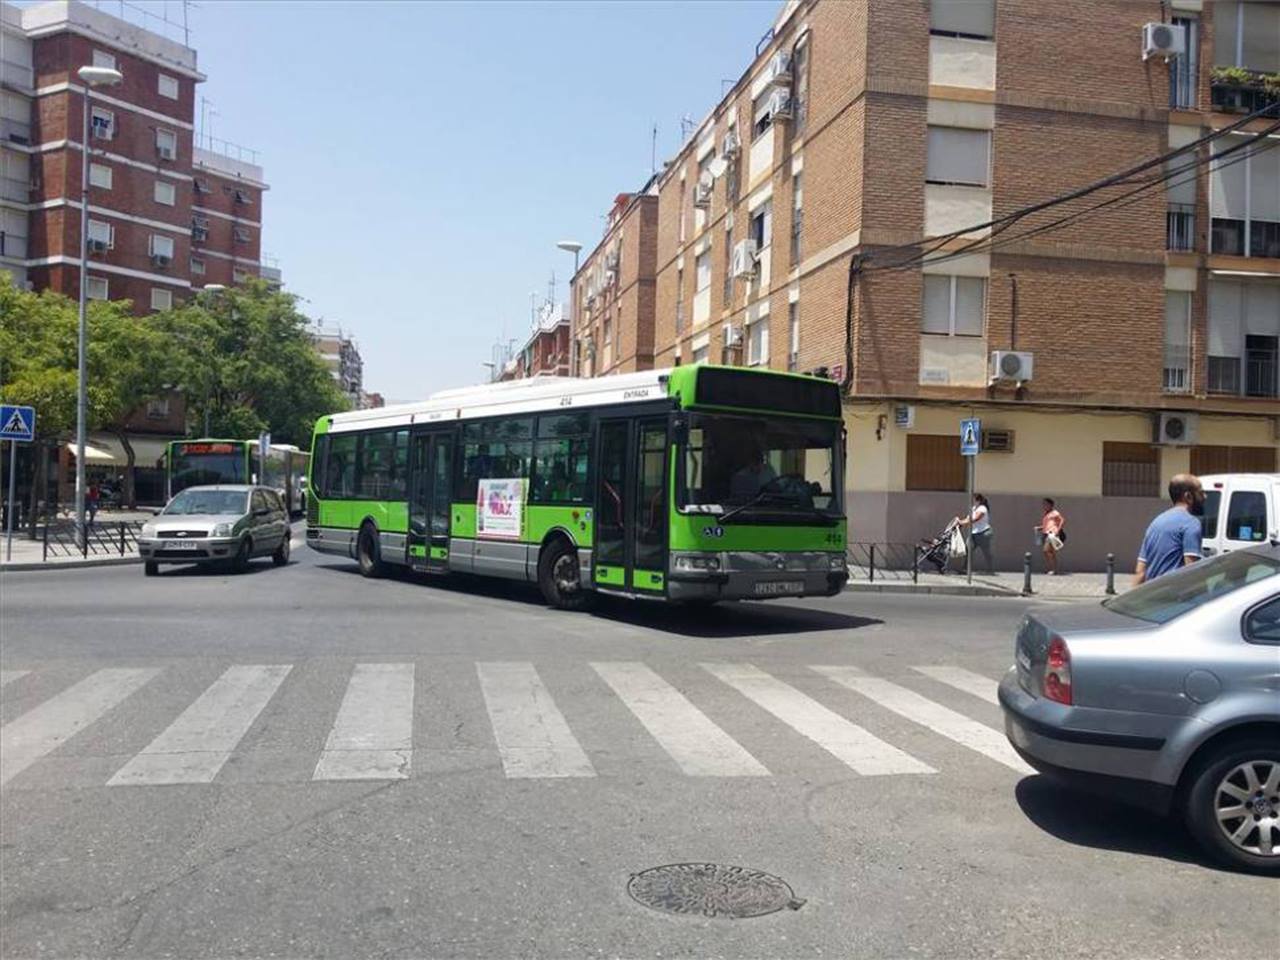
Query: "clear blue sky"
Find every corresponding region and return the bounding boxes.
[183,0,778,402]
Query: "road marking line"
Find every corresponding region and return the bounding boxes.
[591,662,768,777]
[813,666,1033,775]
[108,665,292,786]
[313,663,415,780]
[911,665,1000,706]
[0,670,31,689]
[701,663,933,776]
[477,662,595,779]
[0,668,160,786]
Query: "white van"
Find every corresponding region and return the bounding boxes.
[1200,473,1280,557]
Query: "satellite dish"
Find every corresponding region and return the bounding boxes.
[708,156,729,179]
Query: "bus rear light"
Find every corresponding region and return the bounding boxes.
[1042,635,1072,705]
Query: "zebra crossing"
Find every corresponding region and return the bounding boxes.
[0,658,1022,790]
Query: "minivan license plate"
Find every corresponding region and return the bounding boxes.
[754,580,803,596]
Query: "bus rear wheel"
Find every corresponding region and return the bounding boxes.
[357,525,384,578]
[538,540,591,611]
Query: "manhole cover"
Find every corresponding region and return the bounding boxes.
[627,863,804,919]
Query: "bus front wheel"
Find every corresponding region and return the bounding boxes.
[357,525,384,578]
[538,540,591,611]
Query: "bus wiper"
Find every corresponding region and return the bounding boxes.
[719,490,795,523]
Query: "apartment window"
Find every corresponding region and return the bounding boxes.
[86,276,108,300]
[929,0,994,39]
[1208,279,1280,396]
[792,36,810,133]
[602,319,613,368]
[1169,16,1199,110]
[906,434,965,492]
[749,202,772,250]
[158,74,179,100]
[727,151,741,206]
[788,300,799,371]
[722,230,734,302]
[194,177,211,194]
[1210,133,1280,258]
[154,180,176,206]
[694,249,711,292]
[145,396,170,419]
[233,226,251,243]
[191,216,209,243]
[86,218,114,249]
[150,288,173,312]
[92,50,116,70]
[752,89,774,140]
[90,106,114,140]
[790,173,803,265]
[1102,442,1160,498]
[1163,291,1192,393]
[189,256,205,276]
[746,314,769,366]
[691,344,709,364]
[150,234,174,263]
[234,188,252,205]
[922,275,985,336]
[675,267,684,334]
[679,182,687,243]
[155,128,177,160]
[233,267,251,284]
[1214,1,1280,73]
[88,163,112,189]
[926,127,990,187]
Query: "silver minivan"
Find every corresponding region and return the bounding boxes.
[138,484,291,575]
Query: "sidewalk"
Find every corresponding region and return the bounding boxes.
[845,569,1126,600]
[0,510,153,571]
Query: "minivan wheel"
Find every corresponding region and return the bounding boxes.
[272,535,290,567]
[232,537,253,573]
[537,539,592,611]
[1185,740,1280,875]
[357,525,383,578]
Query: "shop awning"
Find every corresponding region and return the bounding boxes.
[64,436,173,468]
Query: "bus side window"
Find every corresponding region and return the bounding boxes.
[311,435,329,498]
[327,434,357,499]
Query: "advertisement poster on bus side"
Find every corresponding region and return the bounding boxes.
[476,478,526,540]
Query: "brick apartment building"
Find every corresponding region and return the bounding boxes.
[567,0,1279,569]
[573,186,659,376]
[497,302,572,381]
[1,0,269,310]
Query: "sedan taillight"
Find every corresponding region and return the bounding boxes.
[1042,635,1072,705]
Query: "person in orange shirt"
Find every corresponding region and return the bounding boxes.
[1036,498,1066,575]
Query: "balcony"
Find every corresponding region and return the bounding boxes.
[1210,67,1280,115]
[1167,204,1195,251]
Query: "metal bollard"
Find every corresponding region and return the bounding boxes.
[913,545,920,584]
[1022,552,1033,596]
[1106,553,1116,595]
[42,519,48,562]
[119,522,126,556]
[869,544,877,583]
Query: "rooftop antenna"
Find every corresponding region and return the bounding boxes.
[650,122,658,175]
[547,270,556,310]
[680,114,696,142]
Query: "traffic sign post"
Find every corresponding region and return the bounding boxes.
[1,404,36,562]
[959,418,981,585]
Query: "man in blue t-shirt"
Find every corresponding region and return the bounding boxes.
[1134,473,1206,585]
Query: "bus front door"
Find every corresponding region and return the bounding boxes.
[594,417,667,594]
[408,431,452,572]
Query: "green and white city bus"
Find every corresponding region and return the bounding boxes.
[306,365,848,608]
[166,439,310,515]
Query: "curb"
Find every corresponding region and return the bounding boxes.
[844,581,1017,598]
[1,555,141,572]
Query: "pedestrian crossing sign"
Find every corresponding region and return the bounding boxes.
[960,417,980,456]
[0,404,35,443]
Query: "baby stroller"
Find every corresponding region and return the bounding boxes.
[915,518,960,574]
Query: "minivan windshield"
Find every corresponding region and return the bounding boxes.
[163,489,249,516]
[1104,550,1280,624]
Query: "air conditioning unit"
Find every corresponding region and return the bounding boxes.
[157,144,175,161]
[723,323,742,347]
[91,124,112,140]
[768,50,792,84]
[769,87,794,121]
[604,268,616,285]
[989,350,1034,383]
[151,254,172,268]
[1154,411,1199,446]
[730,238,759,278]
[1142,21,1185,60]
[981,429,1016,453]
[87,238,108,254]
[604,250,619,271]
[693,182,712,208]
[721,128,741,158]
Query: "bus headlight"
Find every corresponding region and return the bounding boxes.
[829,554,847,571]
[673,553,721,573]
[212,522,233,537]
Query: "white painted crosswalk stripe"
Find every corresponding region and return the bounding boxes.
[813,666,1032,775]
[0,668,159,786]
[591,662,768,777]
[0,670,31,689]
[477,662,595,779]
[313,663,415,781]
[702,662,934,776]
[912,665,1001,706]
[109,665,292,786]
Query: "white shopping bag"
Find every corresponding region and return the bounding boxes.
[949,527,967,557]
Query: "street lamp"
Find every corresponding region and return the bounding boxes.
[74,64,122,545]
[556,240,582,376]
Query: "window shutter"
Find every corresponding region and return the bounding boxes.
[1248,136,1280,220]
[1241,1,1280,72]
[1245,283,1280,337]
[927,127,989,186]
[953,277,985,336]
[1208,281,1243,355]
[1164,292,1191,347]
[930,0,994,38]
[922,276,951,334]
[1210,135,1249,219]
[1165,156,1197,206]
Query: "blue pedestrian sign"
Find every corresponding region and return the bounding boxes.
[959,417,981,457]
[0,405,35,443]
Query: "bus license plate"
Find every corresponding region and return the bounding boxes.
[754,580,803,596]
[166,540,200,550]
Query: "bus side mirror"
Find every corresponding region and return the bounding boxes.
[672,417,688,445]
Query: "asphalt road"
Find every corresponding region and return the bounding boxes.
[1,546,1275,959]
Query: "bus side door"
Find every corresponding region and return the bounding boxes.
[594,417,667,594]
[408,431,452,572]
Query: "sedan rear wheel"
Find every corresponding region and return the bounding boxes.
[1186,741,1280,875]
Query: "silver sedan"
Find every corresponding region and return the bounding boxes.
[999,543,1280,874]
[138,485,291,576]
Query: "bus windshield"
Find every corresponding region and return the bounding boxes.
[170,445,247,494]
[681,413,841,522]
